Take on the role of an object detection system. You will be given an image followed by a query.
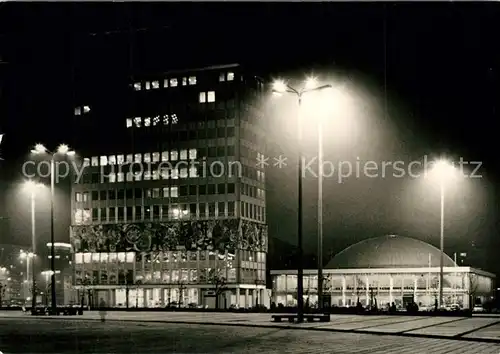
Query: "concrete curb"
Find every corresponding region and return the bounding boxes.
[5,314,500,344]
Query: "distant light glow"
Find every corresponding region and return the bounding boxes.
[430,159,456,182]
[272,80,287,94]
[57,144,69,154]
[23,180,44,194]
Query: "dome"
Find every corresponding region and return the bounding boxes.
[325,235,456,269]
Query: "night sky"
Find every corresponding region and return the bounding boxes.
[0,4,498,273]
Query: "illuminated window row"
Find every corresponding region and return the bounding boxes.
[126,114,178,128]
[219,72,235,82]
[76,183,236,203]
[133,76,197,91]
[74,105,91,116]
[199,91,216,103]
[85,149,197,167]
[107,167,199,183]
[74,201,236,224]
[241,183,265,200]
[74,250,241,265]
[241,201,265,222]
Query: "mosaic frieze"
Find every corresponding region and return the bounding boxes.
[71,219,268,253]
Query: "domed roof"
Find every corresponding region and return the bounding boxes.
[325,235,456,269]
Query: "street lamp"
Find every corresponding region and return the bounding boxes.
[19,250,35,305]
[272,77,332,321]
[23,180,43,310]
[429,159,456,308]
[31,143,75,312]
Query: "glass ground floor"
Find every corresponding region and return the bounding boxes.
[271,267,496,309]
[74,284,269,309]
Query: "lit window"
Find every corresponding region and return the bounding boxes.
[171,168,179,179]
[134,172,141,181]
[134,117,141,128]
[108,155,116,165]
[134,153,142,163]
[188,76,196,85]
[170,78,178,87]
[143,153,151,163]
[109,173,116,183]
[170,150,178,161]
[126,118,132,128]
[145,81,151,90]
[207,91,215,102]
[134,82,141,91]
[152,152,160,163]
[153,188,160,198]
[171,114,178,124]
[100,156,108,166]
[188,148,197,159]
[170,187,178,198]
[144,170,151,180]
[163,114,169,125]
[180,150,188,160]
[152,80,160,89]
[74,209,83,224]
[83,106,91,113]
[219,73,225,82]
[179,168,188,178]
[144,117,151,127]
[199,92,206,103]
[161,151,169,162]
[152,170,159,180]
[117,252,126,262]
[162,187,169,197]
[91,157,98,166]
[126,172,133,182]
[75,253,83,264]
[227,72,234,81]
[182,77,187,86]
[83,158,90,167]
[74,107,81,116]
[117,155,124,165]
[163,79,169,88]
[153,116,160,126]
[160,166,169,179]
[126,154,133,163]
[126,252,135,262]
[117,172,124,182]
[189,166,198,177]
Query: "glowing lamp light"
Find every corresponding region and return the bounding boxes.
[57,144,69,154]
[305,76,318,89]
[272,80,287,94]
[23,180,43,194]
[31,143,47,154]
[431,159,456,182]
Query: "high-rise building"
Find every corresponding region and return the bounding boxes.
[70,64,269,308]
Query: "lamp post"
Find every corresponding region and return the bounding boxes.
[272,78,332,321]
[31,143,75,312]
[429,159,455,308]
[19,251,35,305]
[23,180,43,309]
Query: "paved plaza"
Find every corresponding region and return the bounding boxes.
[2,311,500,343]
[0,316,500,353]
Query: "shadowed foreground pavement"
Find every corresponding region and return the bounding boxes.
[1,318,500,353]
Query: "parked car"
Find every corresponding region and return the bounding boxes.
[473,305,485,312]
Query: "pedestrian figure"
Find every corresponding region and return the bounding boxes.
[99,298,107,322]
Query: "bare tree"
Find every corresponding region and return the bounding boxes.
[201,268,228,309]
[80,276,92,309]
[0,282,5,306]
[176,280,187,308]
[465,273,479,310]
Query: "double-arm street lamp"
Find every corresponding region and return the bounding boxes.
[272,78,332,321]
[31,143,75,312]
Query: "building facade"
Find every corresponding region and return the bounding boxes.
[271,235,496,310]
[70,64,268,308]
